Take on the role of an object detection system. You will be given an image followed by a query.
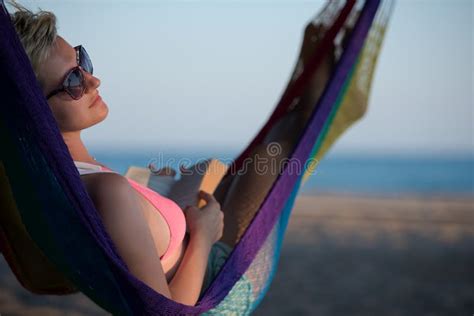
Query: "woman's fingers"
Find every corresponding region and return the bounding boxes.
[198,190,215,201]
[198,190,219,207]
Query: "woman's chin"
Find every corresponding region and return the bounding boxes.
[92,100,109,124]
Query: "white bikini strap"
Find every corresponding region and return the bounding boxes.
[74,161,115,176]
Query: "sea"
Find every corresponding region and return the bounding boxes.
[90,147,474,197]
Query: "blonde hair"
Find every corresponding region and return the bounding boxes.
[8,1,57,82]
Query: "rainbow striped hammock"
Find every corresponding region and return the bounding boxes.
[0,0,393,314]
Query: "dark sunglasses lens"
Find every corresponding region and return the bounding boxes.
[65,68,84,99]
[79,46,93,74]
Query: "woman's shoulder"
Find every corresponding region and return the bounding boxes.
[80,172,132,200]
[74,160,126,189]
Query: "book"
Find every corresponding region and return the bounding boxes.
[125,158,229,209]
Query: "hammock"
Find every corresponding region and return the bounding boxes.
[0,0,393,314]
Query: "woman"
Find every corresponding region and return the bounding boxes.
[10,1,342,308]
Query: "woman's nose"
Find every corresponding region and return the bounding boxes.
[83,71,100,92]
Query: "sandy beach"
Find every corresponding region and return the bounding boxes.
[1,193,473,315]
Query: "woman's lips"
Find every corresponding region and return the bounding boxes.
[90,95,102,107]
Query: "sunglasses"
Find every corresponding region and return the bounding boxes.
[46,45,94,100]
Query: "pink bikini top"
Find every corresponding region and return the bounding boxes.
[74,161,186,261]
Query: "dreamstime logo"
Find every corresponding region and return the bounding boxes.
[146,142,320,178]
[266,142,282,157]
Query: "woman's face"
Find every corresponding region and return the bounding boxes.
[39,36,108,133]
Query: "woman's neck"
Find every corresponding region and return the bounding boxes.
[62,131,97,164]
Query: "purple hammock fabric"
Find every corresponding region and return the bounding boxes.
[0,0,380,314]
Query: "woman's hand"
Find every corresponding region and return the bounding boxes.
[183,190,224,245]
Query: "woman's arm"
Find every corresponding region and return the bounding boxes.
[169,191,224,304]
[168,234,212,305]
[82,173,219,306]
[82,173,172,298]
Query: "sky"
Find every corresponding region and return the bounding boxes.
[15,0,473,155]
